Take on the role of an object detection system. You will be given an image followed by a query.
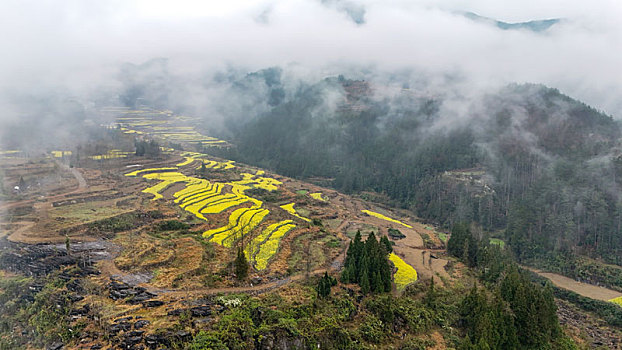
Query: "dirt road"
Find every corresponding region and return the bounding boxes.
[526,267,622,302]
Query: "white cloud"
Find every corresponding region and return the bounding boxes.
[0,0,620,118]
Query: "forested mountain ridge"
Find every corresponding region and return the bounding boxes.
[208,71,622,286]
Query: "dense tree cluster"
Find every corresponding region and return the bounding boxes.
[341,232,392,294]
[134,139,161,158]
[448,224,566,349]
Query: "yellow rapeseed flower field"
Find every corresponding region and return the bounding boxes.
[205,208,270,247]
[310,192,327,201]
[280,203,311,222]
[176,157,195,167]
[389,253,418,291]
[125,167,177,177]
[250,221,296,270]
[361,210,413,228]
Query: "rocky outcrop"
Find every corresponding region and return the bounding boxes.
[108,279,158,305]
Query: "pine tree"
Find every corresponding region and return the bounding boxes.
[234,247,249,280]
[425,277,437,308]
[360,271,370,294]
[18,176,26,190]
[372,271,383,293]
[317,272,336,298]
[448,223,470,258]
[380,235,392,253]
[341,241,356,283]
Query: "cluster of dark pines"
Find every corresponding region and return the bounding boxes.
[341,231,393,294]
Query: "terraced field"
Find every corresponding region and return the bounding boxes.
[112,108,230,148]
[124,157,299,266]
[245,220,297,270]
[88,149,133,160]
[280,202,311,222]
[362,209,413,228]
[204,207,270,247]
[389,252,418,291]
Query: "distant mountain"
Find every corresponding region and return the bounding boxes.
[462,11,560,32]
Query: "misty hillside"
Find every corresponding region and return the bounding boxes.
[198,72,622,281]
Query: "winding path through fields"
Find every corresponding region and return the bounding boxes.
[525,267,622,302]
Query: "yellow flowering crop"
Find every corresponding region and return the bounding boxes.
[610,296,622,307]
[389,253,418,291]
[250,221,296,270]
[361,210,413,228]
[199,197,251,215]
[90,153,127,160]
[142,181,171,200]
[143,172,190,182]
[196,160,218,170]
[51,151,72,158]
[179,186,225,209]
[280,203,311,222]
[245,221,288,260]
[213,160,235,170]
[140,172,189,200]
[176,157,195,167]
[205,208,270,247]
[173,180,212,202]
[233,173,282,191]
[125,167,178,177]
[310,192,327,201]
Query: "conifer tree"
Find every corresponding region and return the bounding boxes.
[380,235,392,253]
[234,247,249,280]
[360,271,370,294]
[317,272,336,298]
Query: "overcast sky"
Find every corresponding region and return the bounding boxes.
[0,0,620,117]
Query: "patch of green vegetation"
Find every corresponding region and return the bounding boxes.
[185,276,473,350]
[296,206,311,217]
[295,189,308,195]
[325,218,342,230]
[437,232,448,242]
[245,188,283,203]
[490,238,505,248]
[346,224,377,238]
[157,220,190,231]
[49,201,130,228]
[326,238,341,249]
[420,233,435,248]
[388,227,405,240]
[87,210,163,233]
